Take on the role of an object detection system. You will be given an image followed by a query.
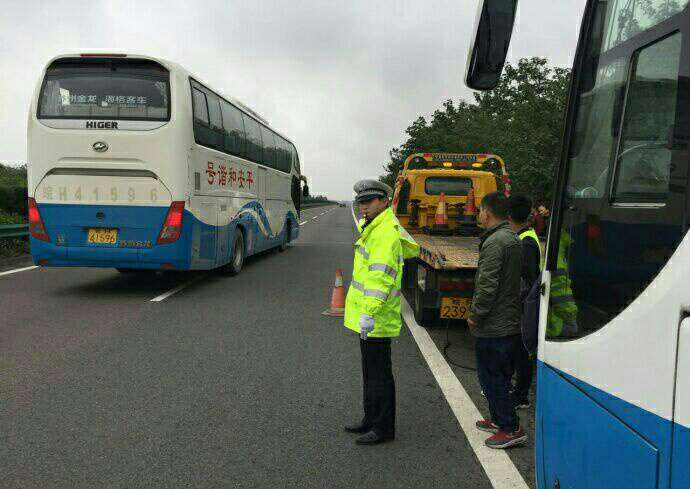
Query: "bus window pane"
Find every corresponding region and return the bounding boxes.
[38,58,170,121]
[220,101,246,157]
[207,94,223,130]
[547,28,685,342]
[192,89,208,123]
[292,145,300,174]
[425,177,472,196]
[261,126,276,169]
[567,58,628,199]
[604,0,689,50]
[613,34,681,202]
[245,117,263,163]
[276,137,290,173]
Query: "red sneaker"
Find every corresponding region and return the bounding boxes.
[485,428,527,449]
[475,419,499,434]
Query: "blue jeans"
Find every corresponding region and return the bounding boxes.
[475,335,521,433]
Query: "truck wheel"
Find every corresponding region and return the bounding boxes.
[413,282,435,327]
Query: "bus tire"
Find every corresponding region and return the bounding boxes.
[226,228,245,276]
[279,223,290,252]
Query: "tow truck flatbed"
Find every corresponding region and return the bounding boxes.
[410,234,480,271]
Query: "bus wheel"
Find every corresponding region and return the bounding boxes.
[279,224,290,252]
[226,228,245,276]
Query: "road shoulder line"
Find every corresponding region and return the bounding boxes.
[401,301,529,489]
[0,265,39,278]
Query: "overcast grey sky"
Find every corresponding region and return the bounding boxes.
[0,0,584,200]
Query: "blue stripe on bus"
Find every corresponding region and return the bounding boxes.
[536,361,690,489]
[29,202,298,271]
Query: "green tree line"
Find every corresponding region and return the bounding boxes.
[380,58,570,205]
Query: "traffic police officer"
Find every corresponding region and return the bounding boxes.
[344,179,419,445]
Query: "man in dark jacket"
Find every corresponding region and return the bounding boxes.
[468,192,526,449]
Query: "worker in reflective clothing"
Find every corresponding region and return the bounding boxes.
[547,231,578,338]
[508,194,543,410]
[344,179,419,445]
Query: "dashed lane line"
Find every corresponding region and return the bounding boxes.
[0,265,39,278]
[150,274,206,302]
[349,204,528,489]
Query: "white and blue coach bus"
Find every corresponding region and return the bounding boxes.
[468,1,690,488]
[27,53,304,274]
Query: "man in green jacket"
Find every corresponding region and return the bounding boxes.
[468,191,527,449]
[343,179,419,445]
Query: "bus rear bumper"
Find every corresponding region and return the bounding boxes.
[30,238,191,270]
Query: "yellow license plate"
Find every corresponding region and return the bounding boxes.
[440,297,471,320]
[87,228,118,244]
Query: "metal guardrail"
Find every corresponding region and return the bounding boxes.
[0,224,29,239]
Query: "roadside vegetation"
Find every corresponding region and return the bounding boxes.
[380,57,570,205]
[0,163,29,259]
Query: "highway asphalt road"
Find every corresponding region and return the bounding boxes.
[0,205,534,488]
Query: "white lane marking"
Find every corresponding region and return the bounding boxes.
[312,216,318,220]
[0,265,39,278]
[402,301,529,489]
[349,201,527,489]
[150,274,206,302]
[300,221,308,225]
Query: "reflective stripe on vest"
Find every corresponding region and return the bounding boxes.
[350,280,401,300]
[356,245,370,260]
[368,263,398,280]
[519,228,543,271]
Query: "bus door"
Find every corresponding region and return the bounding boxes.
[537,4,690,489]
[672,315,690,487]
[255,165,269,250]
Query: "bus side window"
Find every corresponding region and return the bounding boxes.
[220,100,247,158]
[276,137,291,173]
[261,126,276,169]
[206,93,224,150]
[612,34,681,204]
[244,116,263,164]
[192,88,208,124]
[291,145,300,174]
[547,31,686,341]
[192,87,217,149]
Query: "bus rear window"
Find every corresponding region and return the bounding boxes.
[38,58,170,121]
[425,177,472,196]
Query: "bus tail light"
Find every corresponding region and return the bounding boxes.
[156,201,185,245]
[28,198,50,242]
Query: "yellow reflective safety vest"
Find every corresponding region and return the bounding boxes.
[546,231,578,338]
[518,228,543,271]
[344,207,420,338]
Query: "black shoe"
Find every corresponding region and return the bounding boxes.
[355,430,394,445]
[344,423,371,434]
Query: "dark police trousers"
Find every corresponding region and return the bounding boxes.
[360,337,395,437]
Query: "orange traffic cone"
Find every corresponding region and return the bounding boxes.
[322,269,346,317]
[431,192,450,235]
[461,188,477,222]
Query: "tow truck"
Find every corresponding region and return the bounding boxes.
[393,152,511,325]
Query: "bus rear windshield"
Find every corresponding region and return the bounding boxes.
[425,177,472,196]
[38,58,170,121]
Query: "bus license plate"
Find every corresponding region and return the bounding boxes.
[87,228,118,244]
[440,297,470,320]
